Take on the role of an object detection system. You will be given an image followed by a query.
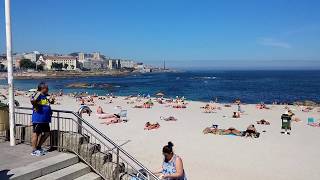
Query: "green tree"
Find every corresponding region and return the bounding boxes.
[19,59,36,69]
[37,65,44,71]
[63,63,69,69]
[70,65,75,69]
[51,62,63,70]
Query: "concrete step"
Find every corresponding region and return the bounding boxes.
[9,153,79,180]
[74,172,102,180]
[34,162,90,180]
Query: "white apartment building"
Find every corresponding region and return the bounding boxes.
[120,60,135,68]
[41,55,77,70]
[23,51,40,62]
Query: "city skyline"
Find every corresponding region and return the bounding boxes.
[0,0,320,69]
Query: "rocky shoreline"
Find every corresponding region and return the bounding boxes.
[0,70,135,80]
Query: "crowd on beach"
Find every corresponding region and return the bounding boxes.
[1,84,320,180]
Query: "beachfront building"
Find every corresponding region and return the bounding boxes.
[82,59,92,70]
[23,51,40,62]
[91,60,104,70]
[108,59,121,70]
[120,60,135,68]
[80,59,104,70]
[42,55,77,70]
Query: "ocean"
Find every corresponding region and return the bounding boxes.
[1,70,319,103]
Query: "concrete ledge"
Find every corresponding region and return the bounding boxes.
[34,162,90,180]
[8,153,78,180]
[74,172,101,180]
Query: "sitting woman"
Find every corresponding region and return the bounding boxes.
[244,124,258,138]
[160,116,178,121]
[80,98,85,105]
[154,142,187,180]
[100,114,121,125]
[144,122,160,130]
[256,119,270,125]
[96,106,104,114]
[232,112,241,118]
[134,104,144,108]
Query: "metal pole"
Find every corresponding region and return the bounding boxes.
[5,0,16,146]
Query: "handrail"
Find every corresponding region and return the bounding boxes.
[15,106,159,180]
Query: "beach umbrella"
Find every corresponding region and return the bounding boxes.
[156,92,165,97]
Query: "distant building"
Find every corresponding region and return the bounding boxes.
[23,51,40,62]
[120,60,135,68]
[135,62,144,70]
[82,59,92,70]
[42,55,77,70]
[91,60,103,70]
[81,59,104,70]
[92,52,101,60]
[78,52,85,61]
[107,59,121,69]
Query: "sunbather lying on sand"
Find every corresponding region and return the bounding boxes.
[134,103,151,108]
[144,122,160,130]
[257,119,270,125]
[203,127,242,136]
[302,107,313,112]
[223,127,242,135]
[100,114,122,125]
[172,104,186,108]
[160,116,177,121]
[256,103,270,109]
[309,122,320,127]
[98,113,119,119]
[98,97,106,100]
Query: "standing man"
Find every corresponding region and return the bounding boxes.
[30,82,54,156]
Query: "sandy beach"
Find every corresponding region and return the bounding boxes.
[2,88,320,180]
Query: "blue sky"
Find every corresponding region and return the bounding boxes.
[0,0,320,69]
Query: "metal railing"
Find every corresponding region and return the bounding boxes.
[14,106,159,180]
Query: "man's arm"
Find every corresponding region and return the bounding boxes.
[30,92,41,106]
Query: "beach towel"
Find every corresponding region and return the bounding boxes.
[308,117,315,124]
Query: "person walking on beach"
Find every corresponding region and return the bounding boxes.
[156,142,187,180]
[30,82,54,156]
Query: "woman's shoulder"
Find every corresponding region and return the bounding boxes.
[175,155,183,162]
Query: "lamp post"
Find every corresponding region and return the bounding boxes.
[5,0,16,146]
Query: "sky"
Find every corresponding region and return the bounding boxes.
[0,0,320,69]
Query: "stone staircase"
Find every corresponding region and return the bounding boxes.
[8,153,101,180]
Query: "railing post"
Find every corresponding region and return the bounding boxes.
[116,148,120,180]
[77,113,82,134]
[57,112,60,152]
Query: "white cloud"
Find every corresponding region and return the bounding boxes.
[258,38,291,49]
